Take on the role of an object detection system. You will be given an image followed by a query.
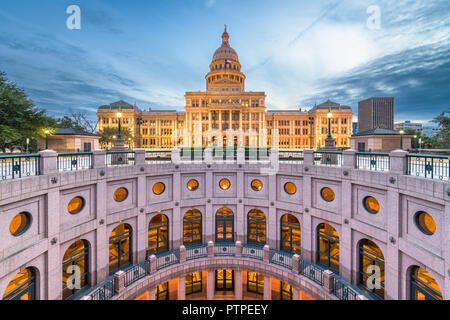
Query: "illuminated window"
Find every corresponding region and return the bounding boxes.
[156,282,169,300]
[152,182,166,195]
[2,268,36,300]
[109,224,132,274]
[363,196,380,214]
[186,272,203,296]
[113,187,128,202]
[62,240,89,299]
[187,179,199,191]
[215,208,234,243]
[280,282,293,300]
[68,197,85,215]
[317,223,340,272]
[320,187,335,202]
[415,211,436,235]
[280,214,301,254]
[251,179,263,191]
[9,212,32,236]
[183,209,202,246]
[410,266,442,300]
[247,272,264,295]
[284,182,297,195]
[215,270,234,292]
[247,209,266,245]
[148,214,169,256]
[359,239,385,299]
[219,178,231,190]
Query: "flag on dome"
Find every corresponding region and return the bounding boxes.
[225,59,231,65]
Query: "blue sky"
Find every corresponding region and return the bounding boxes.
[0,0,449,125]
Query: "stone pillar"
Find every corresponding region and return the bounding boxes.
[92,149,106,169]
[172,147,181,165]
[235,241,242,258]
[303,149,314,166]
[173,171,182,248]
[114,271,126,294]
[39,150,58,175]
[389,150,408,175]
[263,276,271,300]
[149,255,157,274]
[340,180,352,283]
[342,149,356,169]
[292,254,300,274]
[268,174,277,248]
[134,148,146,165]
[179,245,186,263]
[208,241,214,258]
[323,270,335,293]
[235,271,242,300]
[263,245,270,263]
[178,276,186,300]
[204,147,213,165]
[207,271,215,300]
[237,147,245,164]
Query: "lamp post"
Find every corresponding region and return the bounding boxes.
[399,130,405,150]
[136,117,142,149]
[44,130,50,150]
[327,109,332,139]
[308,116,314,149]
[116,112,123,140]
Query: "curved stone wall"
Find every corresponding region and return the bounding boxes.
[0,157,449,300]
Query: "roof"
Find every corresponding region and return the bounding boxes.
[353,127,401,136]
[98,99,141,111]
[212,26,239,63]
[53,128,99,137]
[310,99,352,111]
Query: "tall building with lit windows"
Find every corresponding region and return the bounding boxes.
[97,28,353,149]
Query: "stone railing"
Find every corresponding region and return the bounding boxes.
[82,241,367,301]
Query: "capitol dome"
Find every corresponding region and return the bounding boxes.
[212,26,239,63]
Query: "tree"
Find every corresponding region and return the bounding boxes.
[67,109,97,134]
[98,126,133,149]
[55,116,86,132]
[432,110,450,148]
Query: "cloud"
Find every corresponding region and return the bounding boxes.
[206,0,216,8]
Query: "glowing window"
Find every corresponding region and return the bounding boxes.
[68,197,85,215]
[363,196,380,214]
[62,240,89,300]
[320,187,335,202]
[113,187,128,202]
[2,268,36,300]
[410,266,442,300]
[284,182,297,195]
[251,179,263,191]
[187,179,199,191]
[9,212,32,236]
[152,182,165,195]
[219,178,231,190]
[415,211,436,235]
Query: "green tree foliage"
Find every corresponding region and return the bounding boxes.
[432,110,450,148]
[98,126,133,149]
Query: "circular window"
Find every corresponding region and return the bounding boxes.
[415,211,436,235]
[9,212,32,236]
[219,178,231,190]
[251,179,263,191]
[320,187,335,202]
[363,196,380,214]
[153,182,166,195]
[114,187,128,202]
[68,197,85,215]
[187,179,199,191]
[284,182,297,195]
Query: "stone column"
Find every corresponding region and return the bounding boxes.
[178,276,186,300]
[342,149,356,169]
[303,149,314,166]
[134,149,146,165]
[172,148,181,165]
[46,187,61,300]
[323,270,335,293]
[179,245,186,263]
[114,271,126,294]
[389,150,408,175]
[235,271,242,300]
[263,276,271,300]
[268,174,277,248]
[173,171,182,248]
[207,271,215,300]
[263,245,270,263]
[340,180,352,283]
[38,150,58,175]
[301,175,313,261]
[237,147,245,164]
[208,241,214,258]
[92,149,106,169]
[235,241,242,258]
[149,255,157,274]
[292,254,300,274]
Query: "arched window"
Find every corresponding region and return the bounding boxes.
[247,209,266,245]
[280,282,293,300]
[280,214,301,254]
[359,239,385,299]
[215,208,234,243]
[62,240,89,299]
[109,224,132,274]
[183,209,202,246]
[2,268,36,300]
[155,282,169,300]
[410,266,442,300]
[148,214,169,256]
[317,223,340,272]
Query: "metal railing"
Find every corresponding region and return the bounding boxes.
[124,260,149,287]
[145,150,172,163]
[241,243,264,260]
[180,148,205,162]
[332,276,360,300]
[407,154,449,181]
[186,244,208,261]
[299,258,324,286]
[245,148,270,161]
[0,154,40,180]
[278,151,304,163]
[90,277,115,300]
[214,242,236,256]
[314,151,343,167]
[106,151,135,166]
[269,249,294,270]
[155,249,180,270]
[356,152,390,172]
[213,147,237,161]
[57,152,92,172]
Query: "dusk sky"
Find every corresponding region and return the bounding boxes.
[0,0,449,125]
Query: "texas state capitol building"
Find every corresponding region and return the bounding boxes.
[97,28,353,149]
